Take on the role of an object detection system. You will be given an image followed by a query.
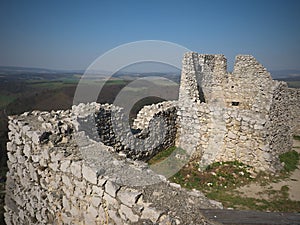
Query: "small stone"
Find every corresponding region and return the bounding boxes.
[82,164,97,184]
[92,185,104,197]
[86,205,98,218]
[103,192,118,207]
[62,175,72,187]
[70,161,82,179]
[141,207,162,223]
[91,196,102,207]
[117,188,142,207]
[119,204,139,223]
[105,180,120,197]
[60,160,71,173]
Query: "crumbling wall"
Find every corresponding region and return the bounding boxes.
[177,52,294,171]
[132,101,177,130]
[224,55,275,112]
[73,102,177,161]
[5,106,221,225]
[288,88,300,136]
[266,82,293,156]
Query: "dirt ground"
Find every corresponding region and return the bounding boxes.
[236,139,300,201]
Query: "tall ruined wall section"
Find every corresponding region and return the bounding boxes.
[266,82,293,155]
[288,88,300,136]
[5,105,221,225]
[176,53,213,158]
[177,52,293,171]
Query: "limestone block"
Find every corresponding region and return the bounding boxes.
[62,175,72,187]
[60,160,71,173]
[23,144,31,158]
[107,209,123,225]
[7,152,17,163]
[117,188,142,207]
[104,180,120,197]
[70,205,80,218]
[30,154,39,163]
[98,177,107,186]
[91,196,102,207]
[119,204,139,223]
[70,161,82,179]
[92,185,104,197]
[86,205,98,218]
[50,151,64,162]
[98,206,107,222]
[61,212,73,225]
[62,196,71,211]
[48,162,59,172]
[103,192,118,208]
[227,131,237,139]
[82,164,97,184]
[141,207,162,223]
[26,131,40,145]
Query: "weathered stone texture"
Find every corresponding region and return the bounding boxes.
[288,88,300,136]
[5,107,220,225]
[177,52,297,171]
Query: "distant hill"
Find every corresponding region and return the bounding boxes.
[270,70,300,80]
[0,66,84,75]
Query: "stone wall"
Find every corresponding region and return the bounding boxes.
[176,52,295,172]
[5,106,222,225]
[132,101,177,130]
[288,88,300,136]
[73,102,177,161]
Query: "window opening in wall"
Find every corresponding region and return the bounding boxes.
[232,102,239,106]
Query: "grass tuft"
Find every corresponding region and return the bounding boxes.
[279,150,299,173]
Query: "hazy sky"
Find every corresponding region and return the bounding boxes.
[0,0,299,70]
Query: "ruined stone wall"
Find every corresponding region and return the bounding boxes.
[288,88,300,136]
[224,55,276,112]
[266,82,293,155]
[73,102,177,161]
[132,101,177,130]
[176,52,294,172]
[5,106,221,225]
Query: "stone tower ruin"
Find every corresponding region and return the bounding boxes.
[176,52,300,172]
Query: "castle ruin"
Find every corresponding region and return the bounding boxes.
[4,52,300,224]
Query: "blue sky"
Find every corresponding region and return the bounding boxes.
[0,0,299,70]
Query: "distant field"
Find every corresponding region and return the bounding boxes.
[287,81,300,88]
[0,95,16,109]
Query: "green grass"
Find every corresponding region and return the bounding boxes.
[170,160,254,191]
[164,150,300,212]
[148,146,189,178]
[294,136,300,141]
[207,190,300,212]
[148,146,177,165]
[27,80,72,89]
[279,150,299,173]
